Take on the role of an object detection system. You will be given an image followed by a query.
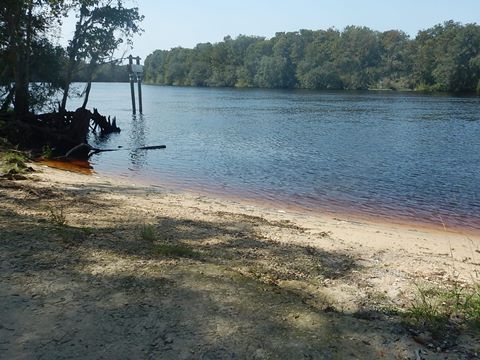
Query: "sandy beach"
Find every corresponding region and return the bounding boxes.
[1,163,479,359]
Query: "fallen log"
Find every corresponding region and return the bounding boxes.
[137,145,167,150]
[60,143,167,159]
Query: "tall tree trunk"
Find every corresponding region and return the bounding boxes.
[13,49,29,116]
[60,60,74,112]
[60,7,86,113]
[81,57,98,109]
[12,1,31,117]
[81,81,92,109]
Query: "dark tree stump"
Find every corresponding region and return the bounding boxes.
[5,107,121,159]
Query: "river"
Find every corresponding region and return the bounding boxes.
[68,83,480,232]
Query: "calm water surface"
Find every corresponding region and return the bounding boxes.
[69,83,480,231]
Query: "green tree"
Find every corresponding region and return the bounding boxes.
[238,39,271,86]
[336,26,381,89]
[188,61,211,86]
[60,0,143,111]
[376,30,412,89]
[432,22,480,91]
[296,28,341,89]
[144,50,169,83]
[412,21,480,91]
[164,47,192,85]
[254,56,291,88]
[0,0,67,115]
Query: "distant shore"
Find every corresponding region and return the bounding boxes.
[142,82,479,95]
[1,162,479,358]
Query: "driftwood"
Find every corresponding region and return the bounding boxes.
[90,109,120,134]
[137,145,167,150]
[6,107,121,158]
[61,143,166,159]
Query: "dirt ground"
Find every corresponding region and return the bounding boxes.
[0,164,479,359]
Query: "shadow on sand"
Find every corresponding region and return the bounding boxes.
[0,178,468,359]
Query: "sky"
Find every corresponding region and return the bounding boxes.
[60,0,480,62]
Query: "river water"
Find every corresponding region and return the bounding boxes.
[68,83,480,232]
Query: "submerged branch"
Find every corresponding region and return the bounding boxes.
[61,143,166,159]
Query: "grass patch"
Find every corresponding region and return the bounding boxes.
[153,243,198,258]
[80,227,96,236]
[47,204,67,227]
[140,224,156,241]
[53,226,86,244]
[1,151,28,174]
[405,282,480,333]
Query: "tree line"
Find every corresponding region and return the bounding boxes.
[144,21,480,93]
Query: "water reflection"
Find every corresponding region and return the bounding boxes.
[129,114,147,168]
[89,128,117,149]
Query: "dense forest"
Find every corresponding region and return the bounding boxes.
[144,21,480,93]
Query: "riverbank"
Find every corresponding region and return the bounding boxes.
[1,162,479,359]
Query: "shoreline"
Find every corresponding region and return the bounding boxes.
[44,158,480,240]
[35,162,480,276]
[142,82,480,96]
[2,162,479,358]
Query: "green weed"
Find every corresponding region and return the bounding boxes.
[54,227,86,244]
[140,224,156,241]
[1,151,28,174]
[81,227,96,236]
[405,281,480,333]
[47,204,67,227]
[153,244,198,258]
